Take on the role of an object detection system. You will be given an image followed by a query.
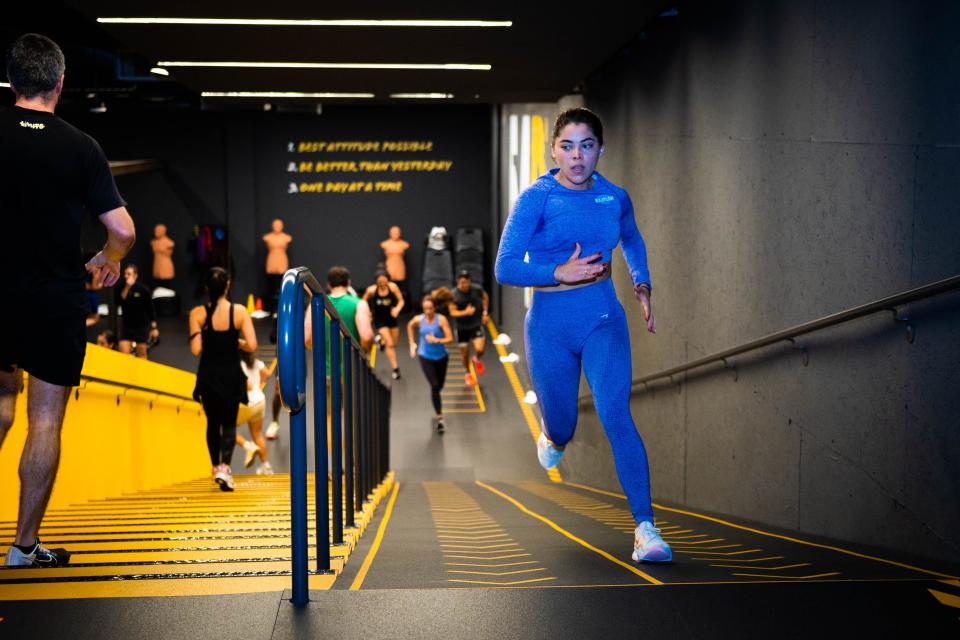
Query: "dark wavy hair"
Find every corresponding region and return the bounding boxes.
[204,266,230,304]
[5,33,65,98]
[553,107,604,146]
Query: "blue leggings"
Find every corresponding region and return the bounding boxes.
[524,280,653,524]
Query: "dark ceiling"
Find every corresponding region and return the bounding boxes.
[4,2,672,109]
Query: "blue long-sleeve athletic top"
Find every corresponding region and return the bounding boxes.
[495,169,651,289]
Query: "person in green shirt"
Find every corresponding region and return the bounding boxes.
[305,265,361,375]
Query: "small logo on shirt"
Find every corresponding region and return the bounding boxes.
[595,194,615,204]
[19,120,45,130]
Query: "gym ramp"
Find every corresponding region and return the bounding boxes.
[1,322,957,638]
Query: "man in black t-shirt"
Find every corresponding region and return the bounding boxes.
[449,271,489,386]
[0,34,135,568]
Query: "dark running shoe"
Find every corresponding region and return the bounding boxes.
[5,541,71,568]
[436,418,445,434]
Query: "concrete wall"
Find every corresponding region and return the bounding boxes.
[497,0,960,563]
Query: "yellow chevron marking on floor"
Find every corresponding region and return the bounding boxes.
[443,553,533,561]
[476,481,662,585]
[0,472,395,600]
[666,538,725,546]
[695,555,783,563]
[439,543,522,550]
[448,577,558,586]
[565,480,960,581]
[928,588,960,609]
[709,562,812,571]
[486,320,561,483]
[425,482,552,586]
[732,572,842,580]
[444,561,540,568]
[446,568,548,576]
[939,579,960,587]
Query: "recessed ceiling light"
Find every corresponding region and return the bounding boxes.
[161,61,490,71]
[150,67,170,76]
[201,91,375,98]
[389,93,455,99]
[98,17,511,28]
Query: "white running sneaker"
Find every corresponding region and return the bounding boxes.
[499,352,519,363]
[5,541,71,567]
[256,462,274,476]
[536,432,565,469]
[214,464,235,492]
[243,441,259,468]
[265,421,280,440]
[632,521,672,563]
[493,333,512,346]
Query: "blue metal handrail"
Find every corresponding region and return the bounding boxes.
[277,266,391,606]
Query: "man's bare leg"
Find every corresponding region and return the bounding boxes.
[0,368,23,450]
[15,376,70,546]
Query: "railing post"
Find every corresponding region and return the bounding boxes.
[311,294,330,574]
[343,337,355,529]
[372,378,380,486]
[364,367,373,501]
[330,317,344,545]
[353,347,364,512]
[279,272,309,606]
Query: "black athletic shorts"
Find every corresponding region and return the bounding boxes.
[0,310,87,387]
[456,325,484,344]
[373,315,399,330]
[120,324,150,344]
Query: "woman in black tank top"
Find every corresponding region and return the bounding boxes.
[363,272,405,379]
[189,267,258,491]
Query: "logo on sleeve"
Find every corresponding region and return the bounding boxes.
[594,194,615,204]
[19,121,45,130]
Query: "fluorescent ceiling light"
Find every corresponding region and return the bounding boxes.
[149,67,170,76]
[98,18,511,28]
[201,91,374,98]
[0,82,9,88]
[161,61,490,71]
[390,93,454,99]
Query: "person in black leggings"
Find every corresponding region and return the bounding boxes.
[189,267,257,491]
[407,295,453,432]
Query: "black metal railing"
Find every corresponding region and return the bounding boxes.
[277,267,391,606]
[630,273,960,390]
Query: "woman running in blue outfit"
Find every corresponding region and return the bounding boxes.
[407,295,454,433]
[495,108,671,563]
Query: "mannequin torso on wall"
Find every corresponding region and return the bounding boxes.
[380,225,410,282]
[150,224,175,281]
[263,218,293,274]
